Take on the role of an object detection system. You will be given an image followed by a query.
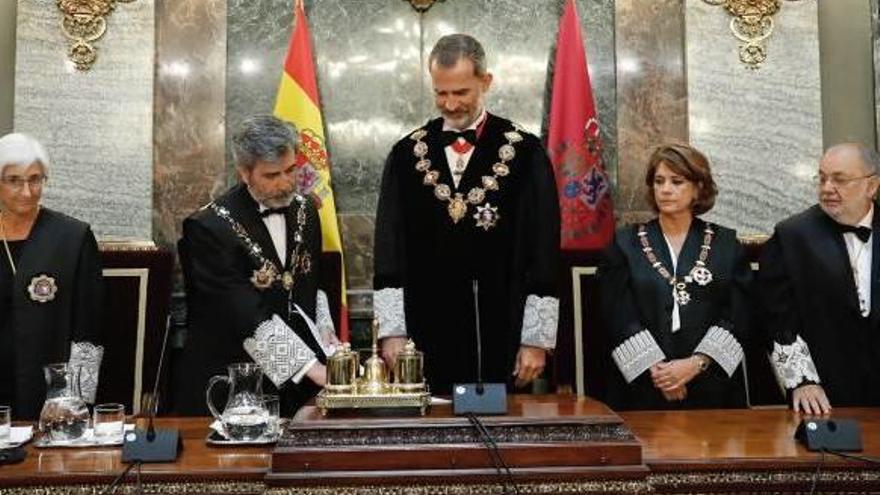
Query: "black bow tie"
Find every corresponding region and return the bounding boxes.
[441,129,478,147]
[259,207,288,218]
[838,223,872,243]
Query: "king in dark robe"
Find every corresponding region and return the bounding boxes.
[373,34,561,394]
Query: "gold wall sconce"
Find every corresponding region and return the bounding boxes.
[57,0,136,71]
[403,0,445,14]
[702,0,807,70]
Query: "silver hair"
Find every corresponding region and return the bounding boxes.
[826,142,880,176]
[858,145,880,176]
[428,34,487,76]
[232,115,299,170]
[0,132,50,174]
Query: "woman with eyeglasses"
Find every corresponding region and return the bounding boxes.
[598,143,750,410]
[0,132,104,420]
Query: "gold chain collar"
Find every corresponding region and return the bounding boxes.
[637,222,715,306]
[209,197,311,291]
[409,124,525,227]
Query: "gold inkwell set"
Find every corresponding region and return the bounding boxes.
[316,320,432,415]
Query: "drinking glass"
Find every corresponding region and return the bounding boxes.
[261,394,280,437]
[93,403,125,441]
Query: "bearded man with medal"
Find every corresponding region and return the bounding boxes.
[373,34,561,394]
[0,133,104,420]
[175,115,338,416]
[598,144,749,410]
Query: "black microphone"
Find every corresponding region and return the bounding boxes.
[452,279,508,415]
[121,316,180,463]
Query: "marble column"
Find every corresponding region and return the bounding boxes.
[0,1,16,135]
[687,0,822,235]
[14,0,154,240]
[874,0,880,147]
[615,0,689,223]
[154,0,227,250]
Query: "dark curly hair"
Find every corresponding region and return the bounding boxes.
[644,143,718,216]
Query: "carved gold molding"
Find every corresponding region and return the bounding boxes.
[702,0,807,70]
[403,0,445,13]
[56,0,136,71]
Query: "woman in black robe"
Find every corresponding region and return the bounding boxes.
[598,144,749,410]
[0,133,104,420]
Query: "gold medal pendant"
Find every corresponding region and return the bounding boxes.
[448,193,468,223]
[281,271,295,291]
[299,252,312,274]
[250,262,276,290]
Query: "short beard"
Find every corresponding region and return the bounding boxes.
[249,187,294,209]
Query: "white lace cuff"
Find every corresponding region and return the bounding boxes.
[291,358,319,384]
[770,335,821,390]
[374,287,407,338]
[243,314,317,388]
[694,325,744,377]
[520,294,559,349]
[316,289,336,336]
[612,330,666,383]
[68,341,104,403]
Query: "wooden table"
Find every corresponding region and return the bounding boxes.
[622,407,880,493]
[0,397,878,494]
[0,417,269,495]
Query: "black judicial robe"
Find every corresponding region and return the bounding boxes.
[599,218,750,410]
[758,205,880,406]
[175,184,326,416]
[374,113,561,394]
[0,208,103,420]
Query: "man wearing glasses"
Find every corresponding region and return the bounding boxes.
[759,143,880,414]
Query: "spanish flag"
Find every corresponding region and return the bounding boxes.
[274,0,349,341]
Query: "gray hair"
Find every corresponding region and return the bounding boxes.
[0,132,50,174]
[428,34,487,76]
[825,142,880,176]
[232,115,299,170]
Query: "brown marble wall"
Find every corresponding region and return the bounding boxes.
[614,0,688,224]
[153,0,227,251]
[874,0,880,148]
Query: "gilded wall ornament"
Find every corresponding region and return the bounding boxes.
[702,0,807,70]
[56,0,136,71]
[403,0,445,13]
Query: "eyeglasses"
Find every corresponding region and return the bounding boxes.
[812,173,875,188]
[0,175,48,191]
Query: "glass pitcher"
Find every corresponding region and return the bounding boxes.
[39,363,90,442]
[206,362,270,441]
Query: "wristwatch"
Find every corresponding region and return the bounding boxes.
[693,354,710,372]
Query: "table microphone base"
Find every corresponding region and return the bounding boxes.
[121,428,181,463]
[453,383,508,415]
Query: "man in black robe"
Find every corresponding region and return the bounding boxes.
[759,143,880,413]
[373,34,561,394]
[176,115,337,416]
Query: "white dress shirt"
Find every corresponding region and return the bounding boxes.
[257,203,288,267]
[843,205,873,317]
[443,109,486,189]
[663,235,682,332]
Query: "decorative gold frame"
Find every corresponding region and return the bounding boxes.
[56,0,136,71]
[403,0,445,13]
[702,0,807,70]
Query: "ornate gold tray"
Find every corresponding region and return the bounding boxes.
[315,389,431,416]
